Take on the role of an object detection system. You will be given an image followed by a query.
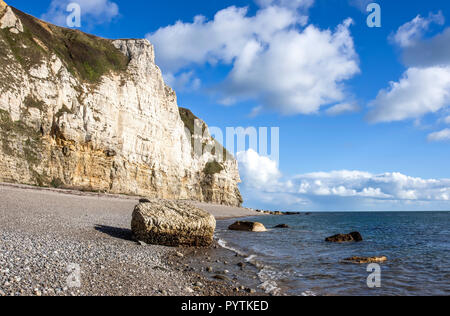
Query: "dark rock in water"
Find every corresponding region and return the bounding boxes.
[305,213,312,216]
[343,256,387,264]
[139,198,151,203]
[325,232,363,243]
[274,224,290,229]
[285,212,300,216]
[228,221,267,232]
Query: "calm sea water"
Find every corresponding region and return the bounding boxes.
[216,212,450,296]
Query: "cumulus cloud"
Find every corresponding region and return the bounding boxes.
[147,6,359,115]
[292,170,450,202]
[369,13,450,125]
[237,150,450,210]
[326,102,360,116]
[236,149,282,189]
[390,12,444,48]
[42,0,119,27]
[428,129,450,142]
[367,67,450,123]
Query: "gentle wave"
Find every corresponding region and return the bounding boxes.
[216,237,284,296]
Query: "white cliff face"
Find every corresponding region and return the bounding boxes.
[0,6,23,33]
[0,5,242,206]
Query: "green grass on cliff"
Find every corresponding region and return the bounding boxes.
[203,161,224,176]
[2,7,129,83]
[0,108,46,184]
[24,95,46,111]
[179,107,232,163]
[0,109,43,153]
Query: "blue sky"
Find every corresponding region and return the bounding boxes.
[8,0,450,211]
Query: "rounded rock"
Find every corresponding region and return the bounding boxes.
[131,200,216,247]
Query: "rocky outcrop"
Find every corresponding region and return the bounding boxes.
[228,221,267,232]
[0,4,242,206]
[325,232,363,243]
[343,256,388,264]
[0,4,22,33]
[254,209,300,216]
[131,200,216,247]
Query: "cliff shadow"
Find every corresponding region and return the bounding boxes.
[94,225,135,242]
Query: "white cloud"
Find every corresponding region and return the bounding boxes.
[147,6,359,115]
[367,67,450,123]
[255,0,315,11]
[445,116,450,124]
[147,6,298,73]
[237,149,282,189]
[42,0,119,27]
[428,128,450,142]
[292,171,450,202]
[236,150,450,211]
[369,12,450,145]
[164,71,201,92]
[390,12,444,48]
[238,151,450,210]
[326,102,359,116]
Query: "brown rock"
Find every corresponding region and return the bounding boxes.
[274,224,289,229]
[344,256,388,264]
[131,200,216,247]
[228,221,267,232]
[325,232,363,243]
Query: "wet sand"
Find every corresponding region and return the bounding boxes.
[0,183,264,296]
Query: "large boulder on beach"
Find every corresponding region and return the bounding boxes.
[131,200,216,247]
[228,221,267,232]
[325,232,363,243]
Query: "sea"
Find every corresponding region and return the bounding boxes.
[216,212,450,296]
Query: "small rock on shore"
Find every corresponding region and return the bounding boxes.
[343,256,388,264]
[228,221,267,232]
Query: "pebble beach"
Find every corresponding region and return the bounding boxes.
[0,183,264,296]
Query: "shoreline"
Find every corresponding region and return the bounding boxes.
[0,182,264,220]
[0,183,267,296]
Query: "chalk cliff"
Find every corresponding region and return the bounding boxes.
[0,3,243,206]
